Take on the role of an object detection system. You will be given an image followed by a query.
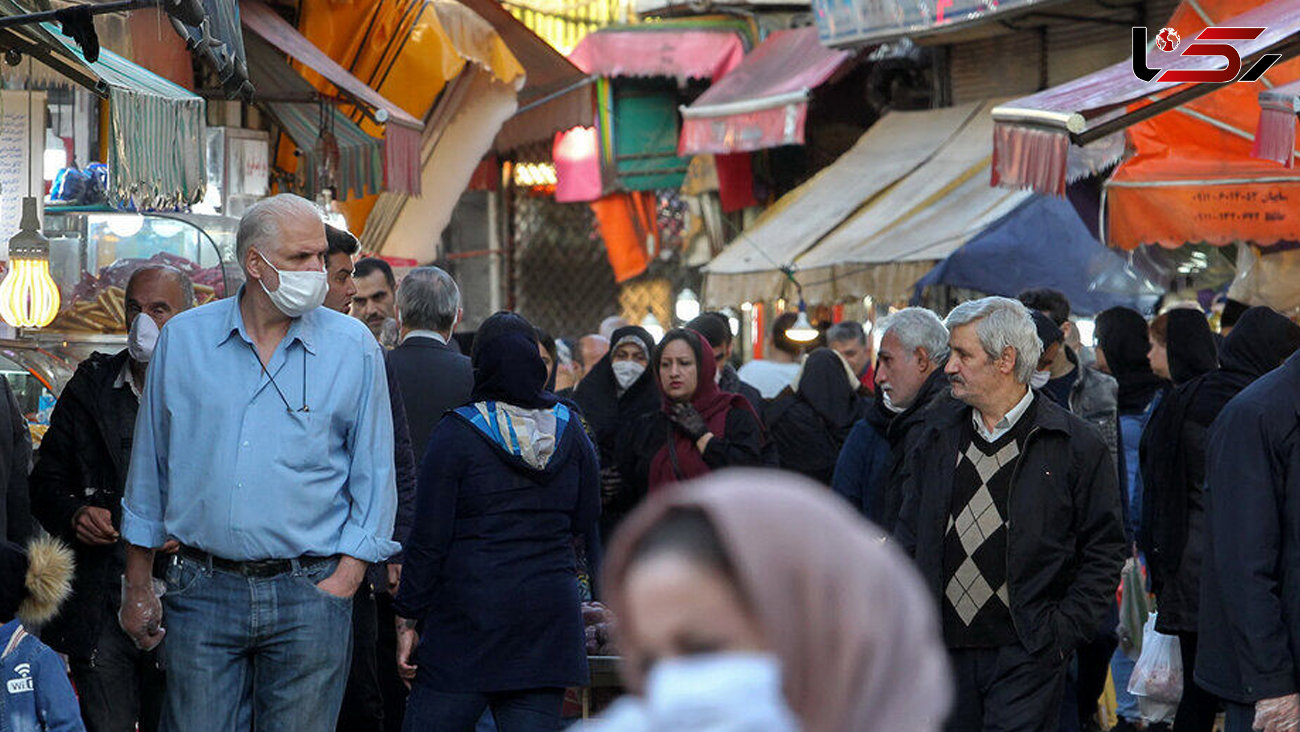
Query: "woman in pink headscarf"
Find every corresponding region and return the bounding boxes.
[596,469,953,732]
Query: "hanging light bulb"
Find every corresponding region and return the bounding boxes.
[641,308,664,342]
[784,299,819,344]
[675,288,700,323]
[0,197,60,328]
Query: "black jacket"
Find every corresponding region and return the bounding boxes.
[1197,350,1300,704]
[617,407,767,503]
[896,394,1126,658]
[387,335,474,464]
[832,369,950,532]
[718,363,763,413]
[1143,308,1300,634]
[29,350,138,659]
[764,350,867,485]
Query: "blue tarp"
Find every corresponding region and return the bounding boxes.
[913,195,1162,316]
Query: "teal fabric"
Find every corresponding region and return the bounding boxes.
[612,80,690,191]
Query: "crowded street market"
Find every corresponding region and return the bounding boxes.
[0,0,1289,729]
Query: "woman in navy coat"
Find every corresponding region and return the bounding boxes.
[394,312,600,732]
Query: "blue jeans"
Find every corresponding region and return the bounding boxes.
[402,686,563,732]
[1110,647,1139,722]
[160,554,354,732]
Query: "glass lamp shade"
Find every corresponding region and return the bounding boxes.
[0,197,60,328]
[785,301,819,343]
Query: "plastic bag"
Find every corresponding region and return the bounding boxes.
[1117,557,1150,661]
[1128,612,1182,723]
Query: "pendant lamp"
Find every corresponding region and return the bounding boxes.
[0,196,60,328]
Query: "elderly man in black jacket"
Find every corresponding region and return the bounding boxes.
[1198,346,1300,732]
[897,296,1125,732]
[30,264,194,732]
[832,306,951,532]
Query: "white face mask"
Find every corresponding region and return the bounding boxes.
[127,312,160,364]
[1030,369,1052,389]
[595,653,799,732]
[612,360,646,390]
[257,250,327,318]
[881,389,905,414]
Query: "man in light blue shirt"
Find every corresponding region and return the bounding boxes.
[119,193,399,732]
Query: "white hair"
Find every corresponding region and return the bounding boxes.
[235,193,324,270]
[879,307,949,365]
[944,297,1041,384]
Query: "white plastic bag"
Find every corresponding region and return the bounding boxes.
[1127,612,1183,723]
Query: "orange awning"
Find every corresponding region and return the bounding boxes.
[1104,0,1300,250]
[242,0,422,195]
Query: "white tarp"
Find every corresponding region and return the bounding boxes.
[702,102,984,307]
[365,69,518,261]
[792,98,1031,303]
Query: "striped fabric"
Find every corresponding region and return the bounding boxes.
[32,18,207,210]
[246,35,384,200]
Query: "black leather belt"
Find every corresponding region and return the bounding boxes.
[178,546,333,578]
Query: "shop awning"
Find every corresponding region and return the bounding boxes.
[457,0,595,151]
[813,0,1069,48]
[568,26,746,82]
[9,18,207,209]
[1254,79,1300,165]
[792,98,1030,303]
[247,34,384,201]
[242,0,421,195]
[703,102,984,307]
[914,195,1161,315]
[678,27,854,155]
[991,0,1300,196]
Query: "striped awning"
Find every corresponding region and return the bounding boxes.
[40,23,206,210]
[247,35,383,200]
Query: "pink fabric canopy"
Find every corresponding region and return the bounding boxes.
[678,27,853,155]
[568,29,745,82]
[1254,79,1300,166]
[990,0,1300,195]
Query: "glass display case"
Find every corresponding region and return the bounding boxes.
[40,211,243,334]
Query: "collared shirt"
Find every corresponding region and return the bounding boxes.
[401,329,447,345]
[972,388,1035,443]
[121,289,399,562]
[114,360,144,401]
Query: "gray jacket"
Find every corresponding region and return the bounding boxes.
[1065,347,1120,471]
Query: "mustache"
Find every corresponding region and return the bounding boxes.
[949,375,965,385]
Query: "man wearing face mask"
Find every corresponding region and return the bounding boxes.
[832,307,951,532]
[30,264,194,732]
[118,194,399,732]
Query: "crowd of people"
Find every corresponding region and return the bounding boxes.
[0,192,1290,732]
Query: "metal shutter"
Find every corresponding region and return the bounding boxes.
[949,31,1043,104]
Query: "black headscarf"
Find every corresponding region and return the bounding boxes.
[573,325,659,455]
[795,348,865,438]
[1096,307,1166,414]
[1141,306,1300,585]
[470,312,558,409]
[1166,309,1219,385]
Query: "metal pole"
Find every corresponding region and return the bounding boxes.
[0,0,159,30]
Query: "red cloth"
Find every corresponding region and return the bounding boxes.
[714,153,757,212]
[590,193,652,282]
[648,331,757,489]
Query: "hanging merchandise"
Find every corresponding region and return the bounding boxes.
[591,193,653,283]
[312,100,340,195]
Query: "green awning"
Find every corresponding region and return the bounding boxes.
[42,25,208,210]
[612,80,690,191]
[246,34,382,201]
[0,2,207,210]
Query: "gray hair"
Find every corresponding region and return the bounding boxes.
[944,297,1041,384]
[826,321,867,346]
[879,307,949,365]
[235,193,323,269]
[396,266,461,332]
[126,264,196,310]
